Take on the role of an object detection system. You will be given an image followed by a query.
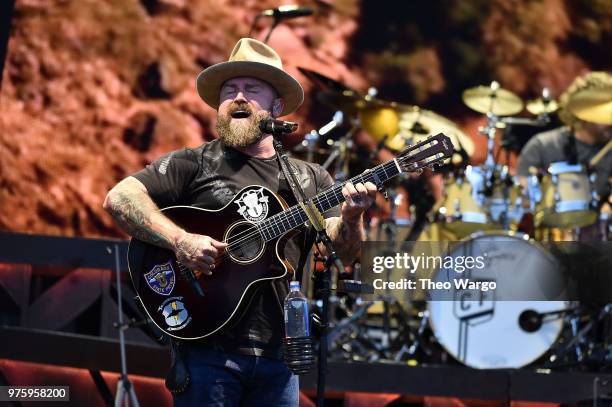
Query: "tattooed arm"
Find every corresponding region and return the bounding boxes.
[103,176,226,276]
[324,216,365,263]
[322,181,377,263]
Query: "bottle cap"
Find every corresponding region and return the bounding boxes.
[289,281,300,290]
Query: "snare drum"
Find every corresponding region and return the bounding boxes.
[428,231,568,369]
[531,161,598,228]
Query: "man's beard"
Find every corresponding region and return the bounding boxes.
[215,103,270,148]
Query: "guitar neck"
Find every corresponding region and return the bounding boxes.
[257,159,402,241]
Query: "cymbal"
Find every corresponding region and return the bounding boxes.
[297,67,354,94]
[360,105,474,159]
[395,107,475,157]
[463,85,524,116]
[358,106,401,141]
[320,89,411,116]
[567,87,612,125]
[526,97,559,115]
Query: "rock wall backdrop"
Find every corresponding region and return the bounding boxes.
[1,0,610,238]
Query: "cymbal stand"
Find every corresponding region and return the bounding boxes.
[297,111,344,163]
[479,81,512,225]
[322,125,357,183]
[303,130,319,163]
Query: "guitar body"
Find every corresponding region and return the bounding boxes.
[128,185,293,340]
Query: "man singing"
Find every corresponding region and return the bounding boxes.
[103,38,377,406]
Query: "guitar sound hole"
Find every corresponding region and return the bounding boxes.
[225,221,265,264]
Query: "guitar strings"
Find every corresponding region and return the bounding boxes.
[216,152,436,258]
[207,144,443,263]
[221,172,371,252]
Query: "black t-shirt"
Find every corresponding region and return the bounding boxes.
[517,127,611,199]
[132,139,340,358]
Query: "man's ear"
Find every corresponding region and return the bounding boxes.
[271,98,284,118]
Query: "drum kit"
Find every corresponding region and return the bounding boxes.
[296,68,612,370]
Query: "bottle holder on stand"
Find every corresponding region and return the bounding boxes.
[284,336,315,375]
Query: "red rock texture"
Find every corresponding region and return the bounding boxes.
[1,0,609,238]
[0,0,363,237]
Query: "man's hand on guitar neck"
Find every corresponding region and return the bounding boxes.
[340,181,377,221]
[174,231,227,278]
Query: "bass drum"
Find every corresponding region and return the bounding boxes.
[428,231,568,369]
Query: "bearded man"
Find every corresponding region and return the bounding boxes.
[103,38,376,406]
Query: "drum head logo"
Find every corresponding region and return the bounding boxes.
[236,187,269,222]
[144,262,175,296]
[158,297,192,331]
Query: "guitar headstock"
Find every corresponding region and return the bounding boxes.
[396,133,454,173]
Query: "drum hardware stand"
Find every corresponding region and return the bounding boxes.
[109,244,140,407]
[394,309,432,362]
[480,82,502,183]
[300,112,344,163]
[304,130,319,163]
[549,304,612,367]
[539,306,592,366]
[322,125,357,182]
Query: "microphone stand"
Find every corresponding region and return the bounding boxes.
[263,9,286,44]
[270,129,342,407]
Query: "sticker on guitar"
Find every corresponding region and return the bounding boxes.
[235,187,269,222]
[158,296,192,331]
[144,261,176,296]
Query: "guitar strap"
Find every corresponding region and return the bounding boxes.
[277,152,306,205]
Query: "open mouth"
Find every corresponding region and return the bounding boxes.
[231,110,251,119]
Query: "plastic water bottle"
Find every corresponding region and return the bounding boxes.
[284,281,310,338]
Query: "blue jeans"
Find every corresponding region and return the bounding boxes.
[173,346,299,407]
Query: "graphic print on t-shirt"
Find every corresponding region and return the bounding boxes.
[235,187,270,222]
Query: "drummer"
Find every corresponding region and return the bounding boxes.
[517,72,612,209]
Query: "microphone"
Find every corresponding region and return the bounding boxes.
[259,5,313,19]
[260,118,299,134]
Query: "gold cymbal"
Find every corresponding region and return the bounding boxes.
[567,87,612,125]
[358,106,401,142]
[526,97,559,115]
[394,107,475,157]
[462,84,524,116]
[319,90,410,116]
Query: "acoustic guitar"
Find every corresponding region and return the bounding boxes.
[128,133,453,340]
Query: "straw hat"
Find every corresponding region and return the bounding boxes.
[196,38,304,116]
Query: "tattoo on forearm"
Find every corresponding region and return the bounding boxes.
[326,217,363,262]
[106,186,173,249]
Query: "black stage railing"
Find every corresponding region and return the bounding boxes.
[1,231,612,404]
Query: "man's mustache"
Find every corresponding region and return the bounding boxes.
[228,102,253,115]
